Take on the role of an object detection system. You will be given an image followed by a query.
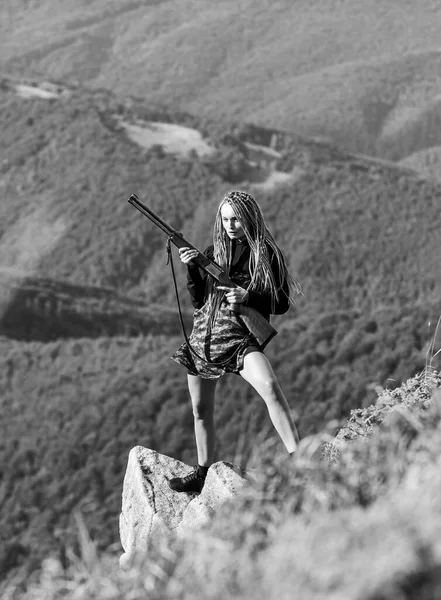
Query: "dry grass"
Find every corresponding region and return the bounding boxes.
[6,369,441,600]
[425,316,441,376]
[116,119,217,159]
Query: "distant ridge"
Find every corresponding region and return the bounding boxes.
[2,0,441,158]
[0,72,434,182]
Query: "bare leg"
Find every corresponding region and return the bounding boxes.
[240,352,299,453]
[187,374,218,466]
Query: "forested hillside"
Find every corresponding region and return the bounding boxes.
[1,86,441,312]
[1,81,441,590]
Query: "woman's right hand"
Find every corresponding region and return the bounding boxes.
[179,247,199,265]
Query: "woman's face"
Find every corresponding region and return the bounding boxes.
[220,203,245,240]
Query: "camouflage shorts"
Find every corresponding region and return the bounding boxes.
[170,301,261,379]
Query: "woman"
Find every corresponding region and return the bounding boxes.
[169,190,301,493]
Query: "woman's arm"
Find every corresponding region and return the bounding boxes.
[186,246,214,309]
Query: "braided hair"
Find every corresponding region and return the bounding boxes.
[212,190,301,313]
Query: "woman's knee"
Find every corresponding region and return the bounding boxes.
[192,406,212,421]
[191,398,215,421]
[188,377,216,420]
[259,377,280,400]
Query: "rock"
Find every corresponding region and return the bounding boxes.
[119,446,252,566]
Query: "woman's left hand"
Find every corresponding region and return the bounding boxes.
[217,285,249,304]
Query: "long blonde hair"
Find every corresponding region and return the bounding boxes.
[212,190,301,312]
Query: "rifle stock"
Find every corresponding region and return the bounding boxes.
[128,193,277,347]
[232,304,277,347]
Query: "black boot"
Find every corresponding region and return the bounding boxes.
[168,466,207,493]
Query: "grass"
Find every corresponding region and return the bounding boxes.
[425,315,441,377]
[4,369,441,600]
[117,119,217,159]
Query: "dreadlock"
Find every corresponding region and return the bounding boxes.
[211,190,301,314]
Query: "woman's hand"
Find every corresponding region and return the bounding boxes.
[217,285,249,304]
[179,247,199,265]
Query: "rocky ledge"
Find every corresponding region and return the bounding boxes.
[119,446,253,567]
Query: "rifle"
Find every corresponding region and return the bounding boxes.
[127,193,277,348]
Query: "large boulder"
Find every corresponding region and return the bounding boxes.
[119,446,252,567]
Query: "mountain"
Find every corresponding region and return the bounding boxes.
[2,0,441,591]
[1,74,441,588]
[2,0,441,158]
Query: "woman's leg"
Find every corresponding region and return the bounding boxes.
[240,352,299,453]
[187,374,218,466]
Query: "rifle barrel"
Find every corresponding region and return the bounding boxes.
[128,194,177,237]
